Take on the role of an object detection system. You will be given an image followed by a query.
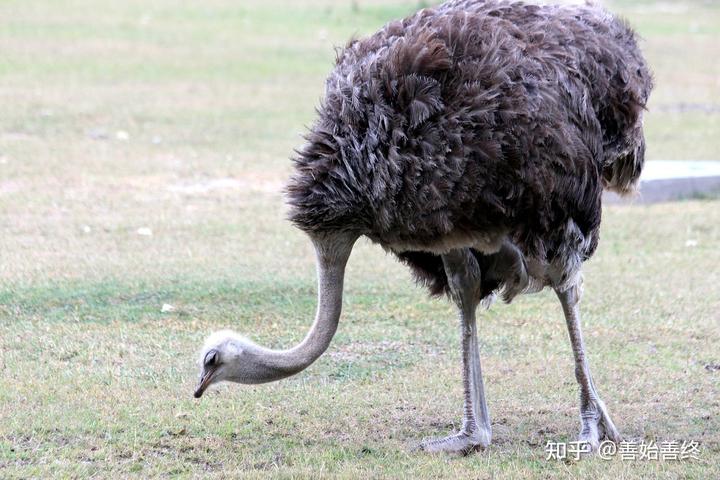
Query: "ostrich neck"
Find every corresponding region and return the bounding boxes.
[247,231,357,382]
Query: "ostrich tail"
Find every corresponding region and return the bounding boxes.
[601,132,646,196]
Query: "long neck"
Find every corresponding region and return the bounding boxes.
[244,231,357,382]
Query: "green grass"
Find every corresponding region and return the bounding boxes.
[1,0,719,478]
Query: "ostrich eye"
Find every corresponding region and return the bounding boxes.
[204,350,218,367]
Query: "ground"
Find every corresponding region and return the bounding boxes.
[0,0,719,478]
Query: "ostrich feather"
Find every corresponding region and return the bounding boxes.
[285,0,653,298]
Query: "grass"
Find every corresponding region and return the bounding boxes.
[1,0,719,478]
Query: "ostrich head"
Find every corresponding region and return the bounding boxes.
[194,329,311,397]
[194,330,254,397]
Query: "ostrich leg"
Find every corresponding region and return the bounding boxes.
[420,248,491,454]
[555,279,621,450]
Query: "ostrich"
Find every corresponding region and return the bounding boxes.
[193,0,652,454]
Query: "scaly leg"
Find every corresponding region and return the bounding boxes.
[555,278,621,450]
[420,248,491,454]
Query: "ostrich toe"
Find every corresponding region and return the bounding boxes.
[578,398,622,451]
[418,428,491,455]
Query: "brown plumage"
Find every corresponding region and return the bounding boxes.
[286,0,652,300]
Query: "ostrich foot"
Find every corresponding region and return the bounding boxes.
[578,399,621,451]
[419,428,491,455]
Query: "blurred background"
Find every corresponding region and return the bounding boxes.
[1,1,718,477]
[1,0,718,284]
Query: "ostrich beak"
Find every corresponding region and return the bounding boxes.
[193,367,217,398]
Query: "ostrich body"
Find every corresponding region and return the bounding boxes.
[195,0,652,454]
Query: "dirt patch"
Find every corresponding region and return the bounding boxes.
[167,176,284,195]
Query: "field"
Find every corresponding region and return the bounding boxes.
[1,0,719,478]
